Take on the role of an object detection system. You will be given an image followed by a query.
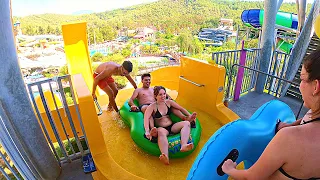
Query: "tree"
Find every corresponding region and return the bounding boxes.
[24,26,35,35]
[38,26,44,35]
[91,52,104,62]
[121,48,132,58]
[55,27,61,35]
[59,65,68,76]
[46,25,54,34]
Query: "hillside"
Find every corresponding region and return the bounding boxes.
[13,0,306,38]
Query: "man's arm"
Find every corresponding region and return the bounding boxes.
[125,75,137,89]
[92,69,110,98]
[129,88,140,107]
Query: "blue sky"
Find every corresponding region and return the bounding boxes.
[12,0,158,17]
[12,0,314,17]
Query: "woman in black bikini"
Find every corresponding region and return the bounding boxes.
[144,86,195,165]
[222,50,320,179]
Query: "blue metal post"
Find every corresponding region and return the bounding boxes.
[0,0,60,179]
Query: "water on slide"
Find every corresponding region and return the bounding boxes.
[95,88,223,179]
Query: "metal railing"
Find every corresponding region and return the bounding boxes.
[265,51,292,97]
[214,48,261,97]
[179,76,205,87]
[27,75,90,164]
[226,64,304,119]
[0,145,22,180]
[214,49,292,98]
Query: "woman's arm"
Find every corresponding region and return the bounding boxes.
[222,128,292,180]
[168,100,191,116]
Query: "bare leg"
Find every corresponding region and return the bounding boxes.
[157,128,169,165]
[172,108,187,121]
[141,105,148,113]
[172,109,197,123]
[107,82,118,110]
[171,121,193,152]
[102,86,118,112]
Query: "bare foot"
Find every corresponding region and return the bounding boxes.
[180,143,194,152]
[150,127,158,137]
[159,153,169,165]
[187,112,197,123]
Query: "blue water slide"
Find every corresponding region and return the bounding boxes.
[241,9,298,30]
[187,100,296,180]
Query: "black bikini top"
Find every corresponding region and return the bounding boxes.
[301,117,320,125]
[153,102,172,119]
[279,117,320,180]
[279,167,320,180]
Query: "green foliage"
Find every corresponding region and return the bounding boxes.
[92,62,101,72]
[113,76,127,89]
[140,45,160,55]
[244,39,259,49]
[59,65,68,76]
[103,53,125,64]
[129,39,141,44]
[65,92,74,105]
[91,52,104,62]
[121,47,132,58]
[54,138,88,158]
[176,30,203,54]
[130,59,139,77]
[14,0,305,38]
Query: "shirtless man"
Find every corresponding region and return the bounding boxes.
[128,73,196,132]
[92,61,137,112]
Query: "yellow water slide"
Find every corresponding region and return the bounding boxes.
[62,22,239,179]
[62,22,94,91]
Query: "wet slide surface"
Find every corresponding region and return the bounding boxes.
[97,89,222,180]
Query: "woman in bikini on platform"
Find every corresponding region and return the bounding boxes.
[222,50,320,179]
[144,86,195,165]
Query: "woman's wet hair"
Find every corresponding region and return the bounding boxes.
[154,86,166,97]
[303,49,320,81]
[303,49,320,116]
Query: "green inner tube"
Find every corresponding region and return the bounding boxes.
[120,100,202,158]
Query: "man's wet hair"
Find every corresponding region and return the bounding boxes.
[141,73,151,80]
[122,61,133,72]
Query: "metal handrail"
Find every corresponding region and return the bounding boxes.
[94,99,103,116]
[179,76,205,87]
[226,64,303,119]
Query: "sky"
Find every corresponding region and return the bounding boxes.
[12,0,314,17]
[11,0,158,17]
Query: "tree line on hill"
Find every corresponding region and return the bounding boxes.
[13,0,305,41]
